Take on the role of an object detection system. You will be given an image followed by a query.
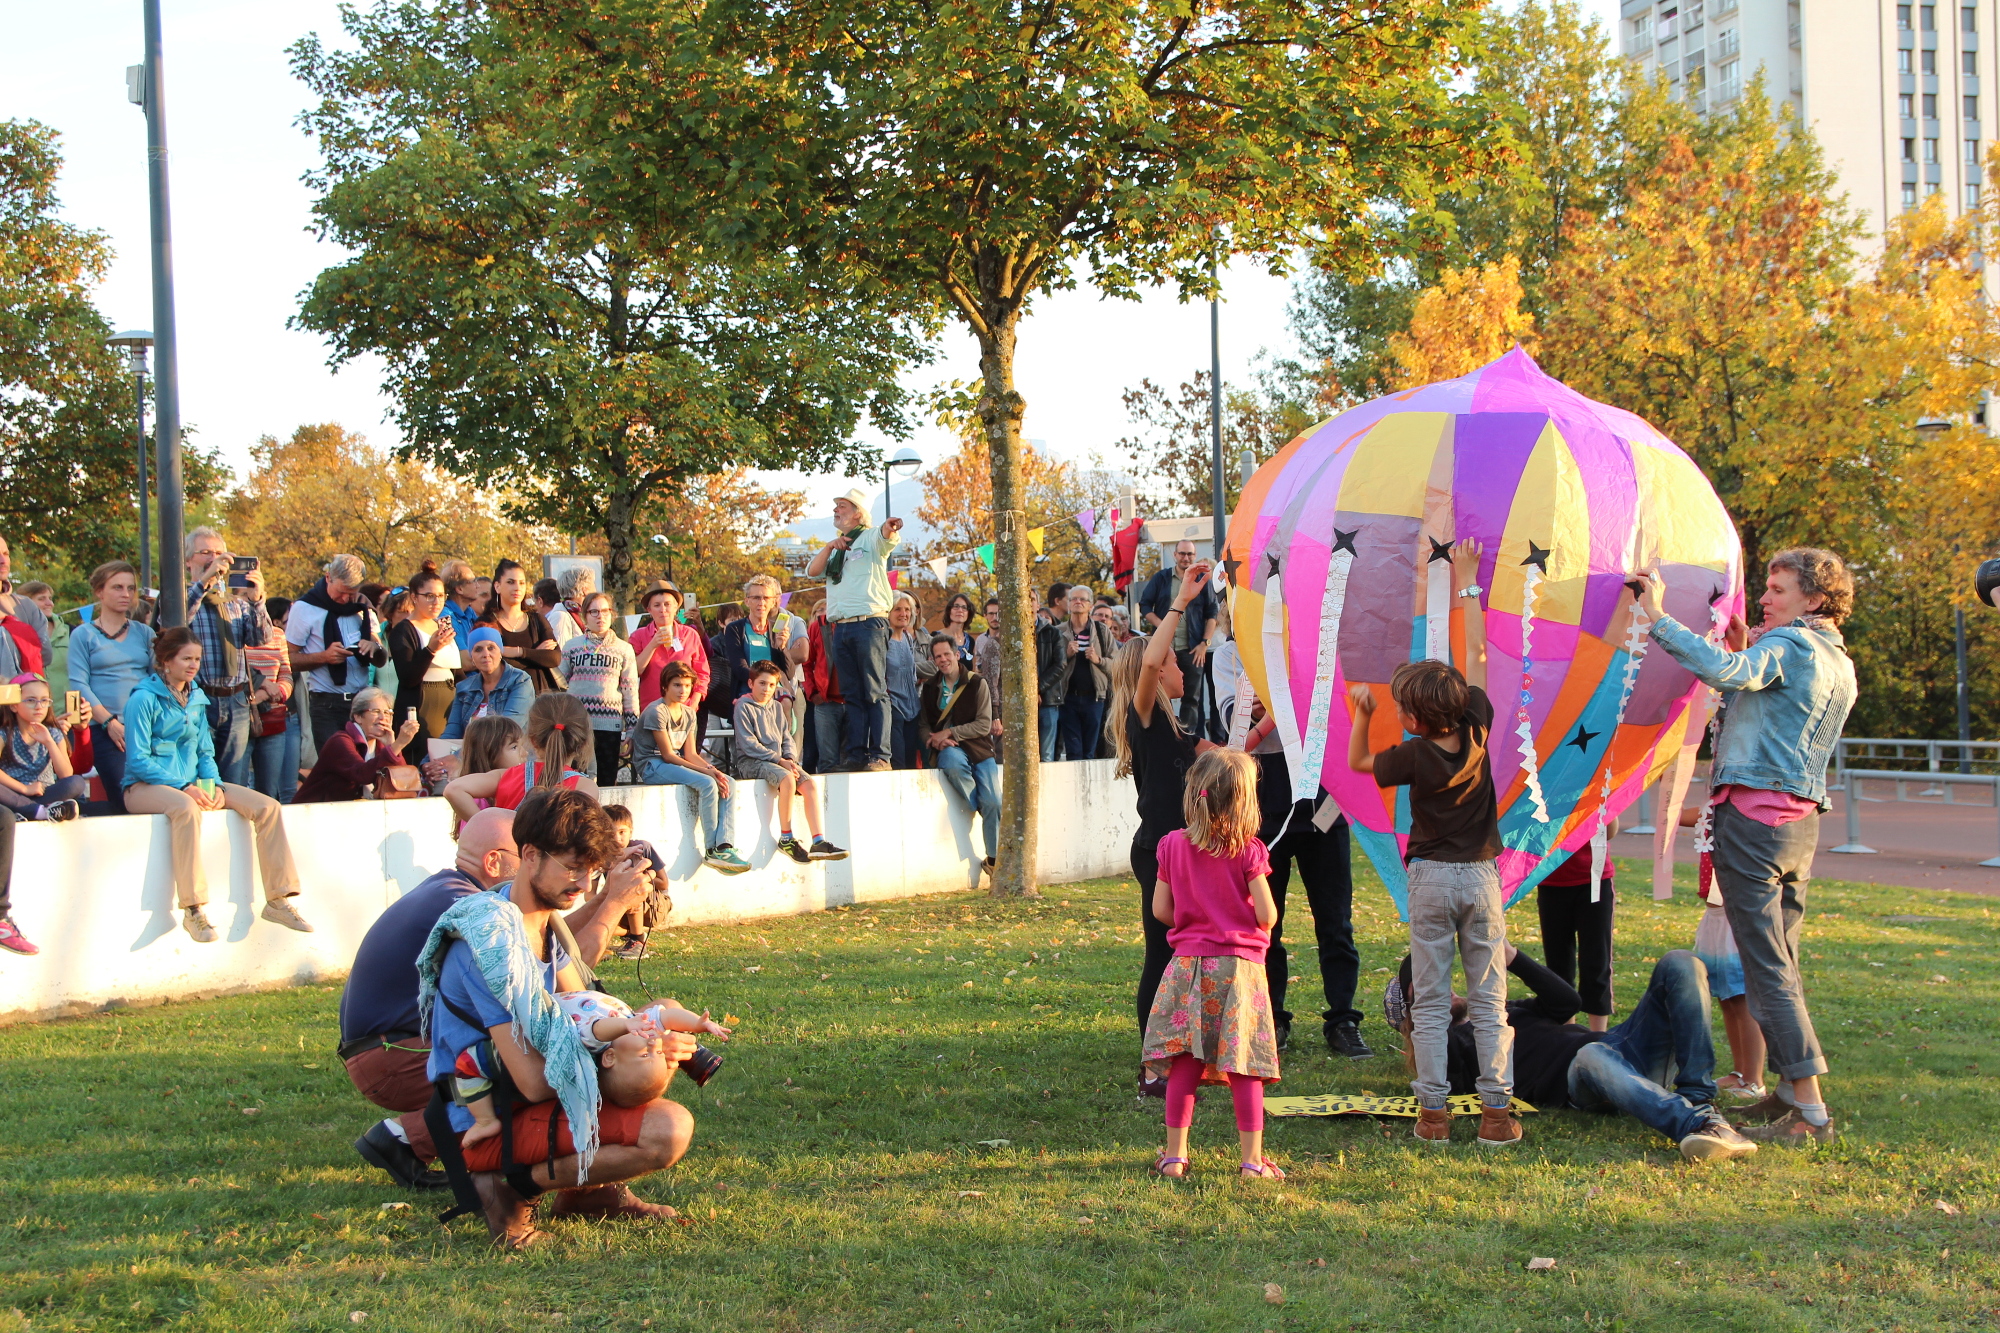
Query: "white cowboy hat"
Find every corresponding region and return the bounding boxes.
[836,488,873,528]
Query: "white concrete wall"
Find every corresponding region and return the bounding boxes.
[0,761,1138,1025]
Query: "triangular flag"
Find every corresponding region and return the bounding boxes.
[778,592,792,609]
[1026,527,1045,555]
[1109,506,1120,528]
[888,569,900,589]
[1075,507,1095,537]
[975,543,995,570]
[928,556,949,584]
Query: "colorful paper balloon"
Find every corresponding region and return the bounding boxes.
[1223,349,1744,913]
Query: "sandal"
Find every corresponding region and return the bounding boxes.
[1240,1158,1285,1179]
[1151,1155,1190,1179]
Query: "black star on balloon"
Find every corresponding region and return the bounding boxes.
[1221,557,1243,588]
[1568,726,1599,752]
[1332,527,1359,556]
[1624,579,1645,599]
[1521,541,1551,571]
[1427,536,1453,563]
[1708,585,1726,604]
[1265,553,1282,586]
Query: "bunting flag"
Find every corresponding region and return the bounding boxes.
[888,569,900,589]
[1026,527,1046,555]
[778,592,793,610]
[1075,507,1096,537]
[927,556,949,585]
[975,543,995,570]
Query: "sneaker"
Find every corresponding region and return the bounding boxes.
[1327,1021,1376,1060]
[778,836,812,865]
[980,857,996,877]
[703,845,750,875]
[184,907,218,943]
[0,914,39,955]
[1138,1067,1168,1099]
[1476,1105,1523,1147]
[1273,1019,1292,1052]
[612,935,648,961]
[860,760,892,773]
[1718,1076,1769,1105]
[1729,1091,1794,1124]
[261,898,315,933]
[1739,1108,1835,1146]
[1680,1114,1761,1162]
[354,1120,451,1190]
[44,799,80,822]
[809,837,848,861]
[1413,1105,1452,1143]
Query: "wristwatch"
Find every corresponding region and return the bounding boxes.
[1457,585,1484,599]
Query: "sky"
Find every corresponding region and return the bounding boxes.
[4,0,1625,530]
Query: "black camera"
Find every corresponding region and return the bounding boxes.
[1977,558,2000,609]
[679,1045,723,1087]
[226,555,260,590]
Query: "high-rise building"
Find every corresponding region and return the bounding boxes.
[1619,0,1990,236]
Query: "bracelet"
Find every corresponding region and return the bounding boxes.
[1163,605,1184,617]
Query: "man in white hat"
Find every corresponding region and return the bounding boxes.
[806,488,903,771]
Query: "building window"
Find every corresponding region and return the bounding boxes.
[1905,182,1921,207]
[1901,2,1914,26]
[1922,4,1936,29]
[1929,180,1943,195]
[1902,48,1916,72]
[1716,58,1740,100]
[1658,5,1679,41]
[1716,26,1739,58]
[1926,92,1940,118]
[1902,93,1918,118]
[1925,137,1941,161]
[1965,5,1978,30]
[1906,137,1919,161]
[1968,94,1981,120]
[1923,49,1939,74]
[1629,14,1653,53]
[1969,183,1983,208]
[1967,51,1980,76]
[1968,138,1982,163]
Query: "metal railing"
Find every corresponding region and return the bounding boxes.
[1829,737,2000,866]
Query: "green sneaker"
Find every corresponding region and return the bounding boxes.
[777,836,812,865]
[704,845,750,875]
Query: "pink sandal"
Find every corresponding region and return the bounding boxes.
[1240,1158,1285,1179]
[1151,1155,1190,1178]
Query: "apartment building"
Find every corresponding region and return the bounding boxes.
[1620,0,1994,237]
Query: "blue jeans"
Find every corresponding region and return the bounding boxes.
[811,702,846,775]
[935,745,999,860]
[252,720,294,803]
[1059,695,1105,762]
[889,714,922,770]
[90,721,128,813]
[1566,950,1721,1142]
[636,757,734,849]
[829,616,890,766]
[207,691,254,788]
[0,774,88,816]
[1038,705,1061,761]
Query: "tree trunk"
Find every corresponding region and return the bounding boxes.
[603,488,639,615]
[977,310,1040,898]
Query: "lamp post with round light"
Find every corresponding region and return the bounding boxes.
[107,330,155,596]
[883,447,922,579]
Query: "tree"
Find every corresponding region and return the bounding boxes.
[222,423,553,598]
[570,467,806,617]
[915,436,1113,599]
[1384,255,1537,389]
[519,0,1503,893]
[0,120,169,566]
[289,5,928,611]
[1115,364,1317,516]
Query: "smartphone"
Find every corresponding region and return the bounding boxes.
[65,690,84,724]
[226,555,260,589]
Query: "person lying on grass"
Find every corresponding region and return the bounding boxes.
[416,785,697,1249]
[1382,942,1759,1162]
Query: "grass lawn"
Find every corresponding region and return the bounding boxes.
[3,858,1998,1333]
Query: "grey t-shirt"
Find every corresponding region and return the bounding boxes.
[632,699,696,768]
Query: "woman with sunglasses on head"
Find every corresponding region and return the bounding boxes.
[477,558,562,694]
[388,562,461,763]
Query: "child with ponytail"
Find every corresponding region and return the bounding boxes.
[1141,747,1283,1179]
[444,693,598,823]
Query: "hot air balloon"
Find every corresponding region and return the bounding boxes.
[1222,349,1743,913]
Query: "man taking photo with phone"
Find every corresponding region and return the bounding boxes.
[183,527,272,787]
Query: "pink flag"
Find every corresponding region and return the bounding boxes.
[888,569,901,589]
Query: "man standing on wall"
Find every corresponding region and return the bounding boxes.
[807,488,902,772]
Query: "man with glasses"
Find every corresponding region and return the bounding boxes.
[183,526,272,787]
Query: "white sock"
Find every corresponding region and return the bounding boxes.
[1793,1099,1829,1126]
[1777,1082,1798,1107]
[382,1117,409,1144]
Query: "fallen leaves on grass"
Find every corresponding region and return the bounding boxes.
[379,1202,409,1212]
[349,1314,368,1324]
[976,1139,1011,1148]
[1935,1199,1962,1216]
[1527,1257,1557,1271]
[956,1191,985,1199]
[1264,1283,1285,1305]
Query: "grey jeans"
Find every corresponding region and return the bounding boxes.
[1711,800,1828,1080]
[1407,857,1514,1109]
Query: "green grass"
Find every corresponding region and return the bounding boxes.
[4,858,1998,1333]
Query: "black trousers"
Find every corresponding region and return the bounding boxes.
[593,729,624,785]
[0,804,14,915]
[1264,810,1362,1029]
[1536,879,1617,1016]
[1131,839,1175,1034]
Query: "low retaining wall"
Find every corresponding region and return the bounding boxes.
[0,760,1138,1025]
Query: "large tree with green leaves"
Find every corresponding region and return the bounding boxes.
[511,0,1502,893]
[290,5,929,610]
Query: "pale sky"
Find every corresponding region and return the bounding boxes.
[4,0,1621,528]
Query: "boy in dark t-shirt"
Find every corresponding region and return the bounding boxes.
[1347,536,1518,1148]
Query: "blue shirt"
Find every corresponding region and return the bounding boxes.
[425,934,564,1131]
[71,618,156,717]
[338,867,487,1044]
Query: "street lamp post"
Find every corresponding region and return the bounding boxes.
[884,447,922,578]
[128,0,186,626]
[108,330,154,596]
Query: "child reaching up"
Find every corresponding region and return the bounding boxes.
[1347,537,1520,1148]
[1140,748,1284,1180]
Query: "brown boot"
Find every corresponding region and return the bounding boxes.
[472,1171,546,1250]
[1413,1105,1452,1143]
[1477,1105,1523,1147]
[549,1183,680,1222]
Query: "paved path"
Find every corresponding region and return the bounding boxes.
[1626,784,2000,898]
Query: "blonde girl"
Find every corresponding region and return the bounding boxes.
[1142,747,1282,1179]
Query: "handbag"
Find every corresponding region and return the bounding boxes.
[373,764,424,799]
[249,665,288,738]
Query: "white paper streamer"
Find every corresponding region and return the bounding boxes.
[1260,559,1303,771]
[1225,672,1256,752]
[1425,552,1451,663]
[1515,563,1550,824]
[1588,598,1652,902]
[1587,823,1609,891]
[1293,547,1353,804]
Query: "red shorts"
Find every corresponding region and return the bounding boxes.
[462,1100,650,1172]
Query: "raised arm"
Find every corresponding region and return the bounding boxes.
[1639,571,1786,693]
[1453,538,1486,694]
[1134,561,1211,725]
[1346,683,1377,773]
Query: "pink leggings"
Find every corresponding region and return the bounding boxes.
[1162,1053,1264,1132]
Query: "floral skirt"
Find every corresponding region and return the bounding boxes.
[1141,954,1281,1084]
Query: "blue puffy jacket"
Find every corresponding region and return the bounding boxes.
[121,672,218,790]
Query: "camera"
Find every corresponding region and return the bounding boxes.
[1977,558,2000,609]
[226,555,260,590]
[678,1045,724,1087]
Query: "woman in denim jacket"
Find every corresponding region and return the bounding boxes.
[1640,547,1856,1147]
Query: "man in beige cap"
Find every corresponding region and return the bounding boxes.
[806,488,903,771]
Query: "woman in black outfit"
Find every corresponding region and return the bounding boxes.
[478,558,562,694]
[387,562,460,762]
[1108,557,1217,1095]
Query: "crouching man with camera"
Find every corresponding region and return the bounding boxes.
[415,787,697,1248]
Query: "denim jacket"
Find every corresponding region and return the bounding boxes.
[440,663,535,740]
[1648,612,1857,807]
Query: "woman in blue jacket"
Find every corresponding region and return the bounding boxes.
[121,627,312,944]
